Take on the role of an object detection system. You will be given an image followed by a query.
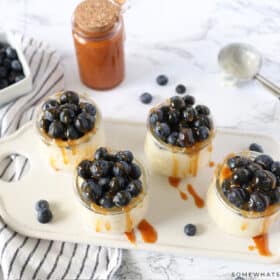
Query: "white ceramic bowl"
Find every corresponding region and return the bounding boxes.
[0,31,33,105]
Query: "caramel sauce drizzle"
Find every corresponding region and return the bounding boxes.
[125,230,136,244]
[188,152,200,177]
[220,166,232,180]
[105,221,111,231]
[180,191,188,200]
[248,245,255,251]
[95,219,101,232]
[252,234,272,256]
[49,157,59,171]
[187,184,204,208]
[125,211,133,232]
[137,219,158,243]
[241,223,247,231]
[209,161,215,168]
[60,147,69,165]
[168,177,181,188]
[71,145,77,156]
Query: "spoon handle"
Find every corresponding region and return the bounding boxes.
[255,74,280,98]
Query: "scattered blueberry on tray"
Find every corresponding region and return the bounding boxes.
[148,95,213,147]
[175,84,186,94]
[156,74,168,86]
[40,91,97,140]
[77,148,143,209]
[35,199,52,224]
[140,92,153,104]
[249,143,264,153]
[221,154,280,212]
[0,42,25,90]
[184,224,196,236]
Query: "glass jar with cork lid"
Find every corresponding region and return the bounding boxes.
[72,0,126,90]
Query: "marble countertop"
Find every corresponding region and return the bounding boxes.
[2,0,280,279]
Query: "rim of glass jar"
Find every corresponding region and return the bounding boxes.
[215,151,280,219]
[73,155,148,215]
[72,13,123,41]
[35,91,102,148]
[146,98,215,155]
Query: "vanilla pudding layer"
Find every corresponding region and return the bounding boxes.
[39,123,105,171]
[144,131,212,178]
[206,178,280,238]
[76,177,148,234]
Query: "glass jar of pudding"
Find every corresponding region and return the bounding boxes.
[144,96,214,179]
[206,152,280,238]
[74,150,148,233]
[72,0,125,90]
[36,91,105,171]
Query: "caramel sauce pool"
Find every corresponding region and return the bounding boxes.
[180,191,188,200]
[168,177,181,188]
[137,219,157,243]
[252,234,272,256]
[187,184,204,208]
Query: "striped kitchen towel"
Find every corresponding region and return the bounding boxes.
[0,34,122,279]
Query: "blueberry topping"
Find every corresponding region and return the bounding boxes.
[35,200,49,212]
[178,128,195,147]
[226,187,249,209]
[15,74,25,82]
[227,156,248,171]
[43,108,60,122]
[195,126,210,142]
[248,192,270,212]
[65,125,82,140]
[59,108,75,124]
[0,79,8,89]
[195,105,210,115]
[182,107,196,122]
[79,102,96,116]
[74,112,95,133]
[175,84,186,94]
[170,96,185,110]
[254,154,273,170]
[271,161,280,176]
[5,47,17,59]
[42,99,59,111]
[168,110,180,125]
[39,119,51,132]
[48,121,64,138]
[184,224,196,236]
[37,209,52,224]
[249,143,263,153]
[0,66,7,78]
[11,60,22,71]
[156,74,168,86]
[253,170,276,191]
[77,149,143,208]
[140,92,153,104]
[59,91,79,105]
[167,132,179,145]
[183,95,195,106]
[232,168,251,184]
[154,122,171,140]
[113,191,131,207]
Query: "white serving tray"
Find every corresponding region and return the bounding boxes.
[0,119,280,263]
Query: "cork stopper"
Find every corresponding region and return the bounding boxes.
[74,0,121,34]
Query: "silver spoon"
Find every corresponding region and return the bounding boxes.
[218,43,280,97]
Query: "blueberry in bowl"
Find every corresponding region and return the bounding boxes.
[206,151,280,238]
[74,147,148,233]
[144,95,215,178]
[36,90,105,171]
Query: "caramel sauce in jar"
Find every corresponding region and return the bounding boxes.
[72,0,125,90]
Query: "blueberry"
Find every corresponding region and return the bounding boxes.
[232,168,251,184]
[195,105,210,115]
[5,47,17,59]
[109,177,121,193]
[221,179,231,195]
[127,180,142,197]
[113,191,131,207]
[182,107,196,122]
[39,118,51,133]
[149,112,160,126]
[11,60,22,72]
[178,128,195,147]
[227,156,249,171]
[8,71,17,84]
[193,116,213,130]
[37,209,52,224]
[82,179,103,198]
[130,163,142,179]
[168,110,180,125]
[140,92,153,104]
[167,132,179,145]
[156,74,168,86]
[170,96,185,110]
[183,95,195,106]
[195,126,210,141]
[154,122,171,140]
[184,224,196,236]
[248,192,270,212]
[15,74,25,83]
[0,66,7,78]
[271,186,280,203]
[0,79,8,89]
[90,160,110,178]
[94,147,109,160]
[48,121,64,139]
[116,151,134,163]
[65,125,82,139]
[175,84,186,94]
[42,99,59,111]
[99,195,114,208]
[2,58,11,70]
[98,177,110,189]
[59,108,75,124]
[60,91,79,105]
[79,102,96,116]
[35,200,49,212]
[60,103,79,113]
[43,107,60,122]
[271,161,280,176]
[157,106,170,122]
[249,143,263,153]
[226,187,249,209]
[116,176,127,189]
[113,162,126,177]
[253,170,276,191]
[74,112,95,133]
[81,184,93,201]
[77,160,92,179]
[254,154,273,170]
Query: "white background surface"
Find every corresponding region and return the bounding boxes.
[1,0,280,279]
